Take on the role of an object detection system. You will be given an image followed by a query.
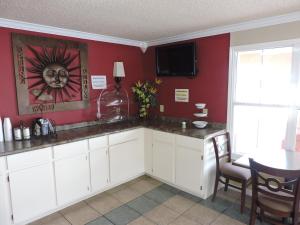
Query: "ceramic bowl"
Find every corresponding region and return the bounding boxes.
[192,121,208,128]
[193,113,208,118]
[195,103,206,109]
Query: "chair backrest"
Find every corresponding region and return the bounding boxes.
[212,132,232,171]
[249,158,300,213]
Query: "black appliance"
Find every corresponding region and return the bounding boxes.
[156,42,197,76]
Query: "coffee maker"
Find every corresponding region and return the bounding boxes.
[32,118,56,137]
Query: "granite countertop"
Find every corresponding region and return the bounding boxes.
[0,119,225,157]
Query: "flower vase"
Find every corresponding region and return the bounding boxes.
[138,104,150,119]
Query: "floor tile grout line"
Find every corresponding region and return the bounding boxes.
[125,197,154,215]
[85,202,105,217]
[199,192,252,224]
[128,182,162,196]
[85,183,164,224]
[110,183,155,205]
[59,202,102,225]
[94,188,241,225]
[131,184,205,225]
[163,198,199,225]
[169,192,245,225]
[208,211,225,225]
[140,193,193,225]
[43,178,248,225]
[126,186,179,225]
[107,191,128,202]
[102,202,143,225]
[85,201,104,216]
[102,214,117,225]
[58,211,73,225]
[85,190,125,215]
[163,200,196,217]
[106,178,138,194]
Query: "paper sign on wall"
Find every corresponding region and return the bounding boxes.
[91,75,107,89]
[175,89,189,102]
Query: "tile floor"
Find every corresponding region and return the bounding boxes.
[29,176,269,225]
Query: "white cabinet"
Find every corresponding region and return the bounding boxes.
[147,131,219,199]
[144,129,153,174]
[202,138,218,198]
[109,129,144,185]
[0,126,221,225]
[175,135,204,195]
[7,148,56,224]
[9,164,56,224]
[0,158,11,225]
[0,175,10,225]
[88,136,109,192]
[152,131,175,183]
[54,140,90,206]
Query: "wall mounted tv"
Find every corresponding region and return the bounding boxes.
[156,42,197,77]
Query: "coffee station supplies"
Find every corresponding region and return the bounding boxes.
[3,117,13,142]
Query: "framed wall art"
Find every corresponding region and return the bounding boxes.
[12,33,89,115]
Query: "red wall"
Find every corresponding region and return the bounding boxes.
[0,28,144,126]
[0,27,229,127]
[143,34,230,123]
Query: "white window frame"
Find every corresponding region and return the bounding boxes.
[227,38,300,157]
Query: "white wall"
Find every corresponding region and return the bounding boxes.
[230,21,300,46]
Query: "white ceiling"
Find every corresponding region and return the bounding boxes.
[1,0,300,44]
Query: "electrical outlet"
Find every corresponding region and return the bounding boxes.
[203,108,208,114]
[160,105,164,112]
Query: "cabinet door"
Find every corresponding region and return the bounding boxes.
[90,148,109,192]
[110,139,144,184]
[144,129,153,174]
[55,154,90,206]
[202,139,218,198]
[153,139,174,183]
[0,175,11,225]
[175,146,203,194]
[175,135,204,196]
[9,164,56,224]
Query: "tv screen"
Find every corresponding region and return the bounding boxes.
[156,42,197,76]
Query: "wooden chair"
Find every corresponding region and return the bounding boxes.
[211,132,251,213]
[249,158,300,225]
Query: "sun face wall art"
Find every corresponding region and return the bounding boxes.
[12,33,89,115]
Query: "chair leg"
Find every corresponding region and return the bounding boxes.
[260,209,264,222]
[224,178,229,192]
[240,181,246,214]
[249,200,257,225]
[212,175,219,202]
[293,213,299,225]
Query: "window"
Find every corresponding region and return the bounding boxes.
[228,42,300,155]
[296,112,300,152]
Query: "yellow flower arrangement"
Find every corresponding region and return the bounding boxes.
[132,79,162,118]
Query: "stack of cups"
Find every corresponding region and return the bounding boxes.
[0,117,3,142]
[3,117,13,142]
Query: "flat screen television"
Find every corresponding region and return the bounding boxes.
[156,42,197,76]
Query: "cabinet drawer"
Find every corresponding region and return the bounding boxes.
[7,148,52,171]
[0,157,6,176]
[109,129,141,146]
[89,135,108,151]
[175,135,203,152]
[153,130,174,143]
[53,140,88,160]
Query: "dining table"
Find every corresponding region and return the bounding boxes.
[232,149,300,170]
